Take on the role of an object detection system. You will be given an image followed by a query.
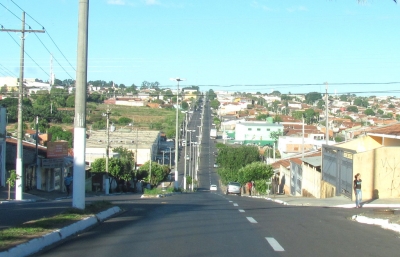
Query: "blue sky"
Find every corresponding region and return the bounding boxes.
[1,0,399,96]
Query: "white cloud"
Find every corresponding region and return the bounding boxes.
[251,1,275,12]
[144,0,160,5]
[107,0,126,5]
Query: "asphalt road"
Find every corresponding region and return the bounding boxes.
[31,191,400,257]
[30,100,400,257]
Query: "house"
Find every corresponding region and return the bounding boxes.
[321,123,400,200]
[86,129,161,192]
[234,121,284,146]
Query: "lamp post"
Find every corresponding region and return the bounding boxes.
[170,77,185,190]
[102,108,111,195]
[168,147,172,169]
[185,129,195,190]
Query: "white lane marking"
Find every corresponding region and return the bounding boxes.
[233,203,238,206]
[265,237,285,251]
[246,217,257,223]
[239,209,245,212]
[229,201,233,203]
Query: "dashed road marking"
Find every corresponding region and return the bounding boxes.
[233,203,238,206]
[246,217,257,223]
[239,209,245,212]
[265,237,285,251]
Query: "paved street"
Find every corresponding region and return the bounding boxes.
[1,100,400,257]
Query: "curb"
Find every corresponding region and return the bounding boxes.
[0,206,122,257]
[352,215,400,234]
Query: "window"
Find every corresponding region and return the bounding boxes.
[267,128,270,131]
[248,128,252,131]
[257,128,260,131]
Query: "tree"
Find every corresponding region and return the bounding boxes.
[138,161,169,187]
[256,114,269,121]
[216,145,260,184]
[305,92,322,104]
[181,101,189,110]
[353,97,368,107]
[237,162,273,184]
[7,170,19,200]
[118,117,133,126]
[364,109,375,116]
[210,99,220,110]
[66,95,75,107]
[48,126,73,147]
[273,115,282,123]
[346,106,359,113]
[91,157,134,192]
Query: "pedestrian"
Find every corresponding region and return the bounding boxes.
[247,181,252,196]
[354,173,362,208]
[64,173,73,196]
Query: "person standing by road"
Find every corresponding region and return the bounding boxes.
[64,173,73,196]
[247,181,252,196]
[354,173,362,208]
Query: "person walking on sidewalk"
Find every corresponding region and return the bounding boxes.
[354,173,362,208]
[64,173,73,196]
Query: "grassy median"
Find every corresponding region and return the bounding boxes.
[0,201,113,251]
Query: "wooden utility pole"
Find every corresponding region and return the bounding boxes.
[1,12,44,200]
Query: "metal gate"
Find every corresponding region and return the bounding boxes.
[290,161,302,196]
[322,145,355,198]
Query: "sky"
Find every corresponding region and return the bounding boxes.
[0,0,399,96]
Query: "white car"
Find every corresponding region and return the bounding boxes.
[210,185,217,191]
[226,182,241,196]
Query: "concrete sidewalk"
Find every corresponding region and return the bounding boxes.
[253,193,400,209]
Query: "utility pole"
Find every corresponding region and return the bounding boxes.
[1,12,45,200]
[103,108,111,195]
[184,112,188,190]
[325,82,329,145]
[73,0,89,210]
[302,115,305,159]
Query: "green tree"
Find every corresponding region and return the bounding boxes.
[216,145,260,184]
[237,162,273,185]
[364,109,375,116]
[7,170,19,200]
[305,92,322,104]
[353,97,368,107]
[273,115,282,123]
[138,161,169,187]
[210,99,220,110]
[91,157,134,192]
[48,126,73,147]
[118,117,133,126]
[66,95,75,107]
[346,106,359,113]
[256,114,269,121]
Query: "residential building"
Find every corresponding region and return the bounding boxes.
[234,121,284,146]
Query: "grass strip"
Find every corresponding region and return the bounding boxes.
[0,201,113,251]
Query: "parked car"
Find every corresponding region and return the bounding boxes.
[210,185,217,191]
[226,182,241,196]
[213,163,218,168]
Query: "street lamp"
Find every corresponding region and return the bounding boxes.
[102,108,111,195]
[185,129,195,190]
[168,147,172,169]
[170,77,185,190]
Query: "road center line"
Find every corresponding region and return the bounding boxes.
[246,217,257,223]
[265,237,285,251]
